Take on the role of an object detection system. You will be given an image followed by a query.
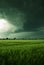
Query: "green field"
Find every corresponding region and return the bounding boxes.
[0,40,44,65]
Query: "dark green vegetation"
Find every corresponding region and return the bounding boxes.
[0,40,44,65]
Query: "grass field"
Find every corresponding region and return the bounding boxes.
[0,40,44,65]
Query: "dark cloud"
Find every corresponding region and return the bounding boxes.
[0,0,44,37]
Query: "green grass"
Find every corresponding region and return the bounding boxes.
[0,40,44,65]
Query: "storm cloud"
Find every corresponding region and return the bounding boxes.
[0,0,44,38]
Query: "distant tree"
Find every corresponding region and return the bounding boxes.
[6,38,8,40]
[14,38,16,40]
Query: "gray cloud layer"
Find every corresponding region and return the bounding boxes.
[0,0,44,38]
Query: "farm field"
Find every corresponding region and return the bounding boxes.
[0,40,44,65]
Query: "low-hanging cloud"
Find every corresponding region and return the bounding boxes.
[0,0,44,38]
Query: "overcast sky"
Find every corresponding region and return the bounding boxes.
[0,0,44,39]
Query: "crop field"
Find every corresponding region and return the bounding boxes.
[0,40,44,65]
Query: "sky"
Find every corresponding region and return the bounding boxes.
[0,0,44,39]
